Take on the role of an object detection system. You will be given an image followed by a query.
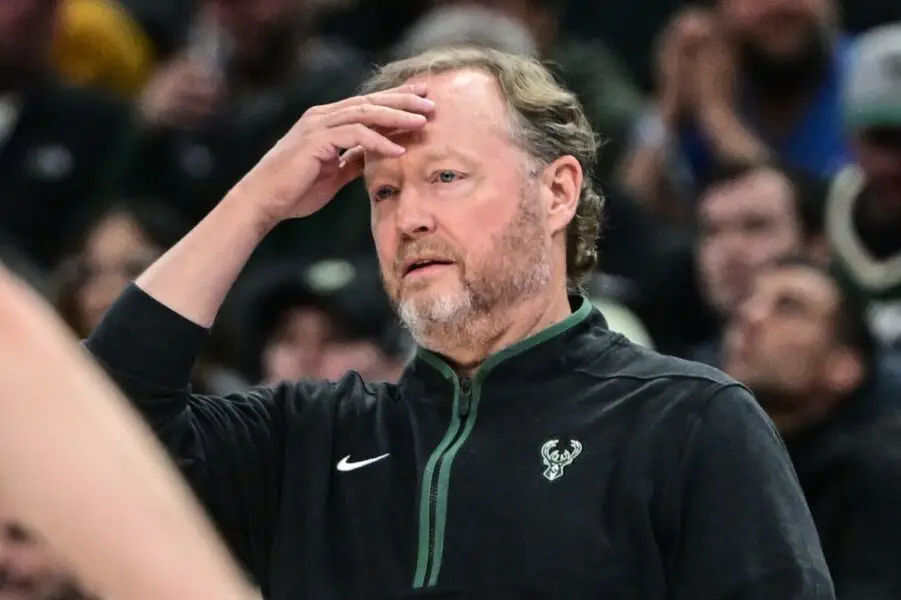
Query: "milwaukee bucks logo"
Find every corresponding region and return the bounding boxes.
[540,438,582,482]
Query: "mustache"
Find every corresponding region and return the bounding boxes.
[393,240,460,274]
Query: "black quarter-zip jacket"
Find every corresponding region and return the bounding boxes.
[86,286,834,600]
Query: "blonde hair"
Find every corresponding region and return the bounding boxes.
[359,46,604,288]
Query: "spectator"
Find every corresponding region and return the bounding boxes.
[0,0,131,270]
[53,201,248,394]
[51,0,157,98]
[0,504,93,600]
[828,23,901,348]
[723,256,901,598]
[119,0,373,261]
[690,161,827,364]
[240,258,413,385]
[54,201,188,338]
[620,0,852,213]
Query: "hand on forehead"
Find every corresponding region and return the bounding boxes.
[362,69,513,172]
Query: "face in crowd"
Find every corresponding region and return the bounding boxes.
[723,262,865,403]
[696,167,805,318]
[261,306,402,385]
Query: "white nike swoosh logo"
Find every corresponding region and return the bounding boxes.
[336,453,390,472]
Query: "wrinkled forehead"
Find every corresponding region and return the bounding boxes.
[363,69,519,177]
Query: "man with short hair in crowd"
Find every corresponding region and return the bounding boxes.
[724,257,901,599]
[688,161,826,363]
[828,22,901,348]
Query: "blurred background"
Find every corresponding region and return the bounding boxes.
[4,0,901,598]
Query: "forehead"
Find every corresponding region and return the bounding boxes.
[364,69,518,176]
[701,170,794,220]
[756,266,839,312]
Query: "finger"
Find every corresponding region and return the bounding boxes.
[307,83,429,116]
[329,123,406,157]
[338,145,365,170]
[335,149,365,190]
[322,104,429,131]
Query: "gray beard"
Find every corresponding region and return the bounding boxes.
[397,192,551,352]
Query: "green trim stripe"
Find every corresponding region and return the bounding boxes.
[427,382,480,586]
[412,375,461,588]
[411,296,594,589]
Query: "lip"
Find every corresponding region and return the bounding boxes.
[402,257,454,277]
[403,263,453,279]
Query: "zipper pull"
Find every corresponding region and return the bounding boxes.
[458,377,472,419]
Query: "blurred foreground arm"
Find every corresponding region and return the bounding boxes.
[0,268,256,600]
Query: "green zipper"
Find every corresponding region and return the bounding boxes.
[411,295,594,589]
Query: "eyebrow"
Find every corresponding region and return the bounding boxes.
[364,146,479,180]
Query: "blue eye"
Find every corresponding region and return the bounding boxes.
[373,186,397,201]
[433,170,464,184]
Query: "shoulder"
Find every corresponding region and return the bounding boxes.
[577,336,767,442]
[581,335,743,397]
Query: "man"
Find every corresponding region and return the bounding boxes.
[86,47,834,598]
[619,0,850,212]
[828,23,901,348]
[0,0,131,270]
[0,267,256,600]
[242,257,412,384]
[723,257,901,598]
[690,161,827,364]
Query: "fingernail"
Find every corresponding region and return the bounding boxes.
[392,145,406,156]
[411,83,428,94]
[421,98,436,108]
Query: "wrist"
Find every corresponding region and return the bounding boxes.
[218,189,280,243]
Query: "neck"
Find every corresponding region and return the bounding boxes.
[427,286,573,375]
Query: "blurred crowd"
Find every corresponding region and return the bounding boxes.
[3,0,901,598]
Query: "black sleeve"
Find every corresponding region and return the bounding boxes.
[668,385,835,600]
[84,284,322,585]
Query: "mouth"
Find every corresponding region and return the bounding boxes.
[402,257,455,278]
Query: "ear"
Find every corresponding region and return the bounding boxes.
[823,348,864,396]
[541,155,583,237]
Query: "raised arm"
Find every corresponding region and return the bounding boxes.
[82,84,433,582]
[0,268,256,600]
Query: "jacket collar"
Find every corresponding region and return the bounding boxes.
[399,295,616,404]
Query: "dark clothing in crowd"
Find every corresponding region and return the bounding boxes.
[86,285,833,599]
[117,46,373,261]
[0,79,130,269]
[790,413,901,599]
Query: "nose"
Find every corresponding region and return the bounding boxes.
[394,189,436,239]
